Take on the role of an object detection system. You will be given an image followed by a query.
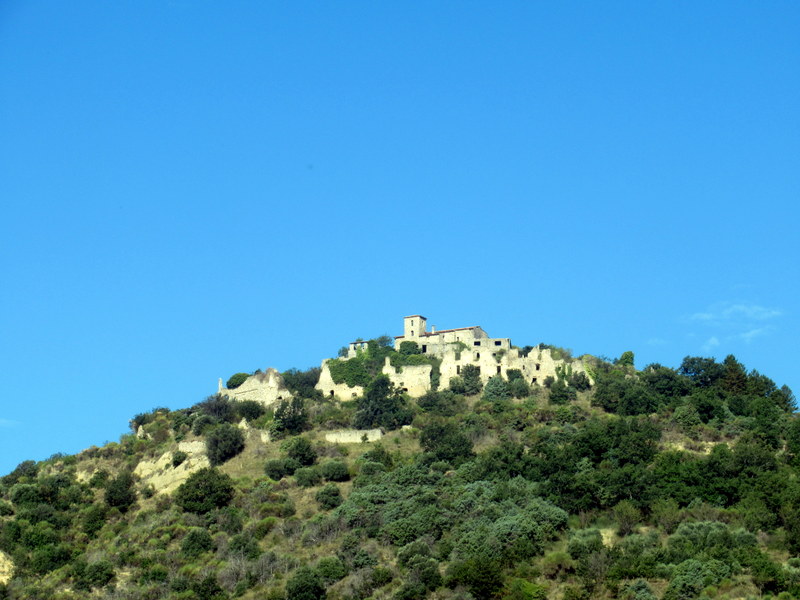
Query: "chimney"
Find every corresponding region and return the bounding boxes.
[431,326,436,334]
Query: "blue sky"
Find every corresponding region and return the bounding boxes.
[1,2,798,475]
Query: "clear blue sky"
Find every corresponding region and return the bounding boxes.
[1,2,798,475]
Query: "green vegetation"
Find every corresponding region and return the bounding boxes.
[0,346,798,600]
[226,372,250,389]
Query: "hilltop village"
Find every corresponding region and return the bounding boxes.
[218,315,591,405]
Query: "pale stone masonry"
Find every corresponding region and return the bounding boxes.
[317,315,591,400]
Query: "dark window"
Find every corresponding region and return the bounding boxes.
[457,366,461,374]
[475,353,480,360]
[422,345,427,353]
[531,378,537,384]
[497,366,501,374]
[535,363,541,371]
[474,341,481,347]
[494,340,501,346]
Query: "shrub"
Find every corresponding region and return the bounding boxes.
[317,556,347,585]
[174,468,235,514]
[449,376,466,394]
[549,379,577,405]
[284,436,317,466]
[295,467,322,488]
[2,460,38,486]
[181,527,214,557]
[483,376,511,402]
[73,560,115,590]
[104,472,136,512]
[286,566,326,600]
[236,400,266,421]
[399,341,421,355]
[320,460,349,482]
[461,365,483,396]
[315,484,343,509]
[265,457,301,481]
[172,451,188,468]
[282,367,323,400]
[229,533,261,559]
[82,503,108,536]
[206,423,246,466]
[273,398,310,435]
[226,372,250,389]
[569,372,592,391]
[192,414,219,436]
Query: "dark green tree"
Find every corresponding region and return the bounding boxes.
[174,468,235,514]
[104,472,136,512]
[205,424,245,466]
[286,566,326,600]
[353,375,413,430]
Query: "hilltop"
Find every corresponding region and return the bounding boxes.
[0,319,798,600]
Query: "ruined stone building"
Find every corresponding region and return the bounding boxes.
[316,315,591,400]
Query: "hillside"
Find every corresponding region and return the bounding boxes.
[0,340,798,600]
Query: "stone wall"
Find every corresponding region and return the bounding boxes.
[316,359,365,400]
[218,367,293,407]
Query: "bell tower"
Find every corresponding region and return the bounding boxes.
[403,314,427,339]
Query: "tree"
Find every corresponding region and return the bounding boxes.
[282,367,323,400]
[353,375,413,430]
[549,379,576,405]
[226,372,250,389]
[174,468,235,514]
[461,365,483,396]
[286,566,326,600]
[420,421,474,465]
[482,376,511,402]
[206,424,245,466]
[283,436,317,466]
[399,341,421,355]
[273,397,309,435]
[104,472,136,512]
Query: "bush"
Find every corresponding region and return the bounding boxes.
[206,424,246,466]
[483,376,511,402]
[73,560,115,590]
[181,528,215,557]
[286,566,326,600]
[192,414,219,436]
[549,379,577,405]
[315,484,343,509]
[265,457,301,481]
[174,468,235,514]
[284,436,317,466]
[104,472,136,512]
[569,372,592,391]
[226,372,250,389]
[172,451,188,468]
[461,365,483,396]
[236,400,266,421]
[317,556,347,584]
[320,460,349,482]
[2,460,38,486]
[399,341,421,355]
[273,398,310,435]
[229,533,261,559]
[196,394,237,422]
[294,467,322,488]
[82,503,108,536]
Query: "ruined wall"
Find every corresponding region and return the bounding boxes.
[218,367,293,407]
[316,359,365,400]
[383,359,432,397]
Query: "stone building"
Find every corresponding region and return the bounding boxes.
[318,315,591,400]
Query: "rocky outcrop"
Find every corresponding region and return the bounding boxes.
[133,441,210,495]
